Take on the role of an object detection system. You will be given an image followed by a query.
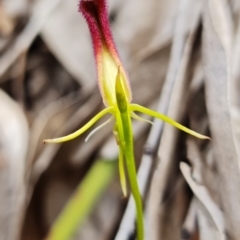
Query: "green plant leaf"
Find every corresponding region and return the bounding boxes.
[46,159,116,240]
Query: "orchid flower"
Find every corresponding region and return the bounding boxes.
[44,0,209,239]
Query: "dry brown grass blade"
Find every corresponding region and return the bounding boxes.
[180,162,225,240]
[202,1,240,238]
[197,206,222,240]
[181,198,198,238]
[230,10,240,164]
[0,90,29,240]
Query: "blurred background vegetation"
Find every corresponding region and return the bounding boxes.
[1,0,240,240]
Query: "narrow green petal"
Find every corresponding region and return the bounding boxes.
[130,104,210,140]
[43,107,114,144]
[118,146,127,197]
[85,117,113,142]
[131,112,154,125]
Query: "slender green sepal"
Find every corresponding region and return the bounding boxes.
[130,104,210,140]
[43,107,114,144]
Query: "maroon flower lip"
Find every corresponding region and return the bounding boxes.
[79,0,118,60]
[79,0,132,106]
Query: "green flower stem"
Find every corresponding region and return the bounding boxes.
[46,160,116,240]
[115,73,144,240]
[120,109,144,240]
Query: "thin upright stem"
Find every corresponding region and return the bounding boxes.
[120,110,144,240]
